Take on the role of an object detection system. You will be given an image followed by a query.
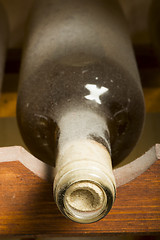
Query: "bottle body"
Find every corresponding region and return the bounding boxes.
[0,3,9,93]
[17,0,145,167]
[17,0,145,223]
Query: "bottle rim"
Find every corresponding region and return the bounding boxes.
[53,163,116,223]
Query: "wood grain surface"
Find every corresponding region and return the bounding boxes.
[0,158,160,237]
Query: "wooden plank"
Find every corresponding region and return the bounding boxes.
[0,158,160,236]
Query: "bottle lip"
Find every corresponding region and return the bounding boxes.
[53,161,116,223]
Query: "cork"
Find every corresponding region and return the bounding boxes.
[65,181,105,213]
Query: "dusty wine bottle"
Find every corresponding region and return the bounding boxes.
[0,2,9,93]
[17,0,145,223]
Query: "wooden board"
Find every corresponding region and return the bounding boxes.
[0,158,160,237]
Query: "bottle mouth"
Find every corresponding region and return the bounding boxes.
[53,161,116,223]
[65,181,105,213]
[63,180,110,223]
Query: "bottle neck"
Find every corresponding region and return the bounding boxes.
[57,109,111,156]
[53,110,116,223]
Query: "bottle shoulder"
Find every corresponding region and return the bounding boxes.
[17,57,145,166]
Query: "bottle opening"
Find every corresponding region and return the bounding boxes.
[65,182,104,211]
[64,181,107,222]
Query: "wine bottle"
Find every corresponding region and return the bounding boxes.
[0,2,9,93]
[17,0,145,223]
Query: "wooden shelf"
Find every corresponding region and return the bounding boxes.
[0,157,160,237]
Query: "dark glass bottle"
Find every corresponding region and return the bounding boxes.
[17,0,145,223]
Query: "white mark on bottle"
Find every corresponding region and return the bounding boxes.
[82,70,88,74]
[85,84,108,104]
[34,114,48,121]
[95,77,99,80]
